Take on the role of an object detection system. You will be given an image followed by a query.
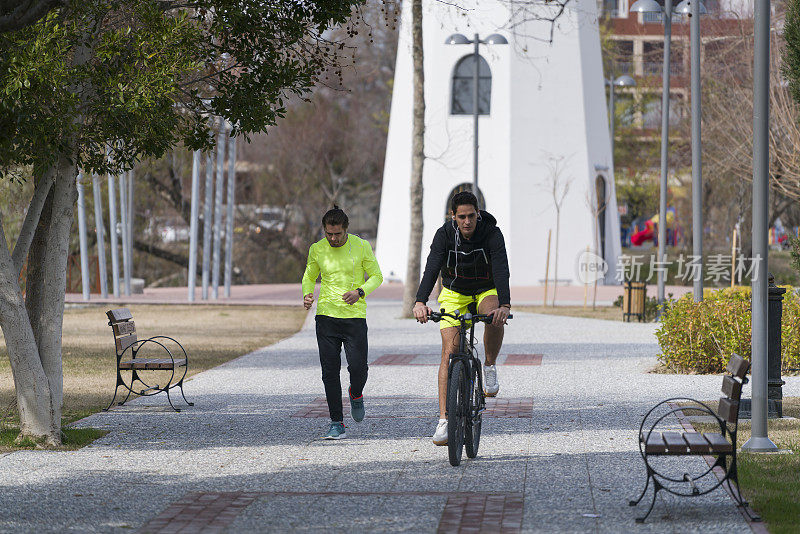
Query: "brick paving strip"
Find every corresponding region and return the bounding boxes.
[138,491,261,534]
[291,397,534,418]
[372,353,426,365]
[373,354,543,366]
[503,354,543,366]
[139,491,524,534]
[438,492,525,534]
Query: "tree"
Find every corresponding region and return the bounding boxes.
[784,0,800,110]
[540,153,573,306]
[402,0,425,318]
[0,0,365,445]
[120,3,398,288]
[701,14,800,254]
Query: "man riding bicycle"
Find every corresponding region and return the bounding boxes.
[413,191,511,445]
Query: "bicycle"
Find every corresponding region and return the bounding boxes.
[428,304,512,466]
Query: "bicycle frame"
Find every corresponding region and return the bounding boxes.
[437,304,491,418]
[427,305,511,465]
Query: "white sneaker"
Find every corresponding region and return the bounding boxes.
[432,419,448,446]
[484,364,499,397]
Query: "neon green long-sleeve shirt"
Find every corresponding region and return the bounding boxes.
[301,234,383,319]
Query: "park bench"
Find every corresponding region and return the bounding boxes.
[629,353,758,523]
[104,308,193,412]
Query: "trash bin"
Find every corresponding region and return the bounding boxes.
[623,280,647,322]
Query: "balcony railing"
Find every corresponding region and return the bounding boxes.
[614,61,634,75]
[643,61,685,76]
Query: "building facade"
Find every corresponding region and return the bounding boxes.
[377,0,623,288]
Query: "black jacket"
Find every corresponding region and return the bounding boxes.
[415,210,510,306]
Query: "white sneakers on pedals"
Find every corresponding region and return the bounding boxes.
[432,419,448,446]
[484,364,499,397]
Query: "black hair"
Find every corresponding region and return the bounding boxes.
[450,191,479,214]
[322,204,349,229]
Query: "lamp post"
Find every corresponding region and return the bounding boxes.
[606,74,637,161]
[445,32,507,197]
[742,0,778,452]
[676,0,707,301]
[630,0,706,309]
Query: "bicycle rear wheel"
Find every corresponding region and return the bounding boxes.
[447,359,468,466]
[465,360,483,459]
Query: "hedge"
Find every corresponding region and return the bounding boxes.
[656,286,800,373]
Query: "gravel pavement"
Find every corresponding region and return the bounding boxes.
[1,302,795,533]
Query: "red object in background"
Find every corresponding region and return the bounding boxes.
[631,220,655,246]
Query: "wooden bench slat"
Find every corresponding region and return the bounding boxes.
[726,354,749,379]
[721,375,742,400]
[683,432,712,453]
[115,333,138,353]
[717,397,739,424]
[107,308,133,323]
[662,431,688,453]
[113,321,136,337]
[643,432,667,454]
[119,358,187,370]
[703,433,733,453]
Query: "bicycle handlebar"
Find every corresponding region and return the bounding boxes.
[427,309,513,323]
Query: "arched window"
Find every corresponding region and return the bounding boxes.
[444,183,486,221]
[595,175,607,260]
[451,55,492,115]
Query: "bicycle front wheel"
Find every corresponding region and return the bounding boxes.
[447,359,468,466]
[465,361,483,459]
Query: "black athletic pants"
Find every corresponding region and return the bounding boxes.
[315,315,368,422]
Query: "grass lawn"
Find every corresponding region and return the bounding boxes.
[692,397,800,533]
[0,304,307,451]
[515,305,624,322]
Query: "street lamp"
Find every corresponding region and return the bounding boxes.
[445,32,508,198]
[630,0,706,312]
[743,0,778,452]
[606,74,637,161]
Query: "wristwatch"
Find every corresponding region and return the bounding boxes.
[357,287,365,298]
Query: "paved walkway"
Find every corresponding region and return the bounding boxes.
[66,281,696,307]
[1,303,794,533]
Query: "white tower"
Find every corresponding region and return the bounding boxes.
[376,0,622,288]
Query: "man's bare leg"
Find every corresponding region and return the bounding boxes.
[438,326,459,419]
[478,295,504,366]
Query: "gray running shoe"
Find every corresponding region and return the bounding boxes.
[349,387,365,422]
[323,421,346,440]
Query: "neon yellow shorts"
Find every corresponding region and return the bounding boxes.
[436,287,498,330]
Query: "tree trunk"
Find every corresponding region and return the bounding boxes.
[552,210,560,307]
[38,159,78,432]
[12,169,55,277]
[0,202,59,446]
[25,181,52,362]
[402,0,426,318]
[19,157,77,444]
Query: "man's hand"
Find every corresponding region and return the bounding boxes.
[342,290,360,305]
[413,302,432,323]
[488,306,510,327]
[303,293,315,310]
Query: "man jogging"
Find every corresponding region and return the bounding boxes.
[302,206,383,440]
[413,191,511,445]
